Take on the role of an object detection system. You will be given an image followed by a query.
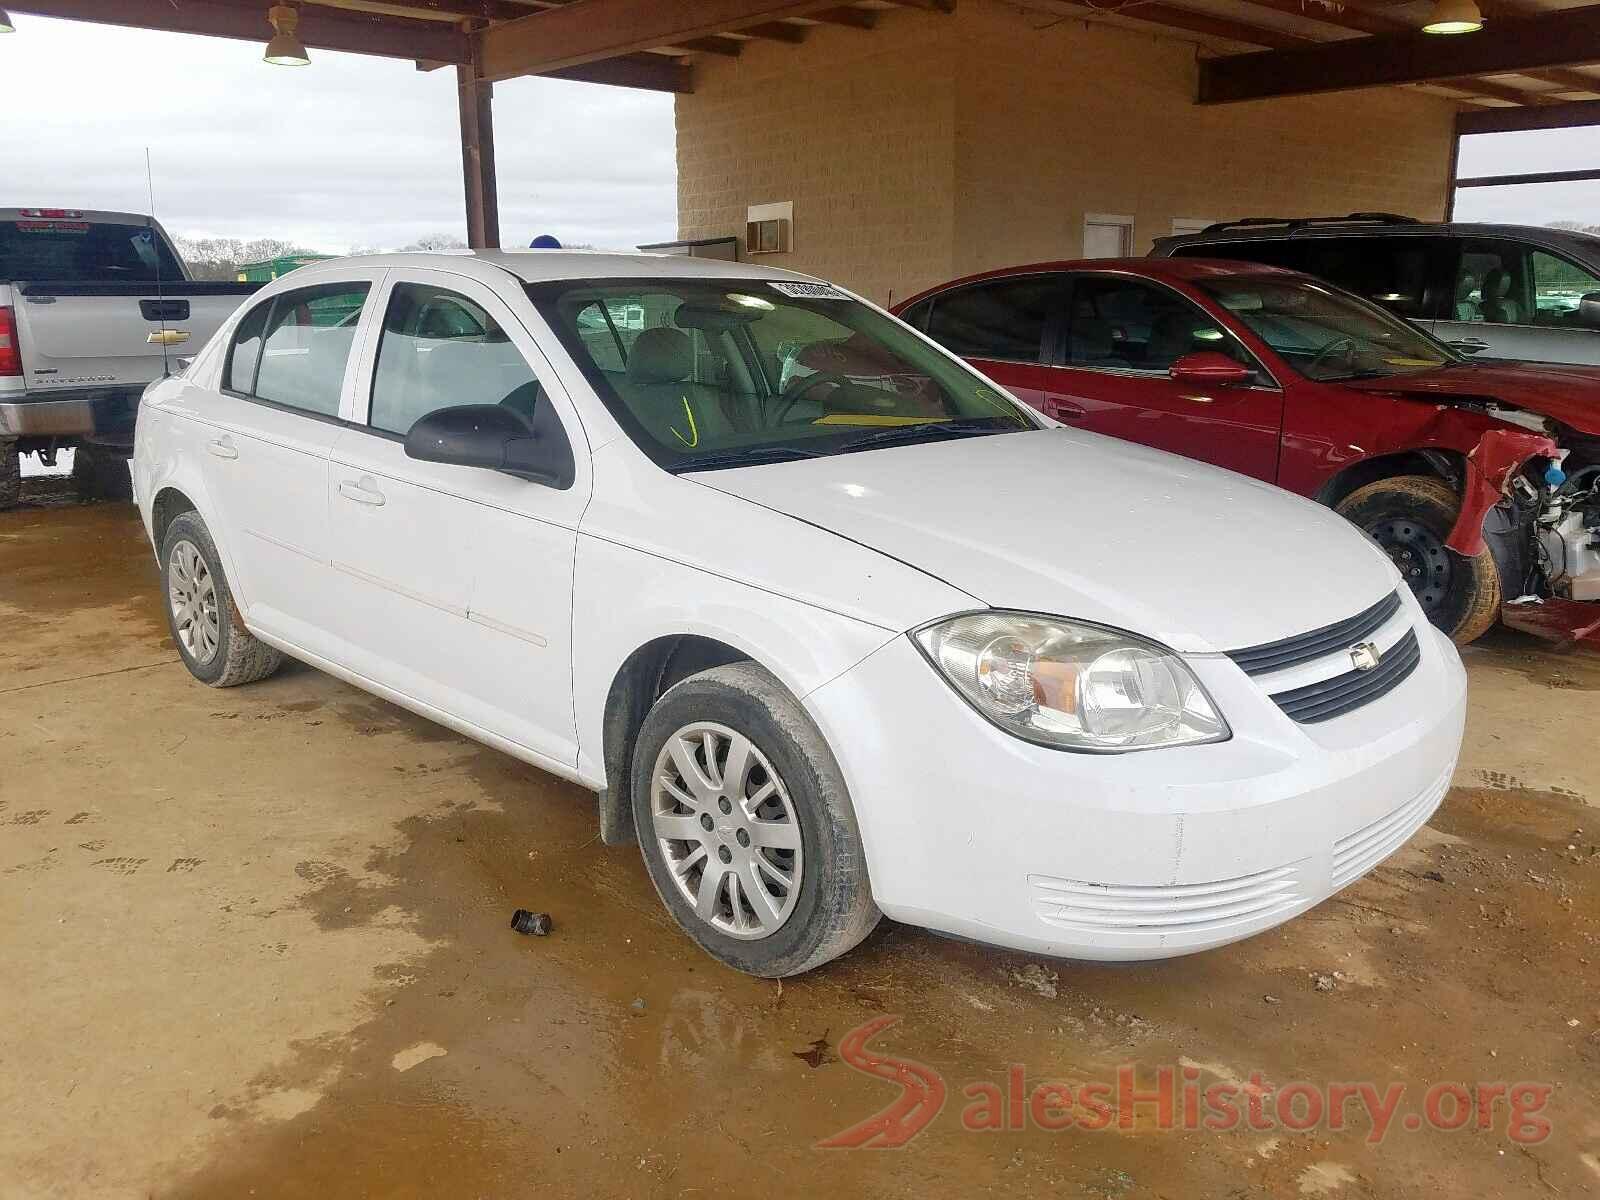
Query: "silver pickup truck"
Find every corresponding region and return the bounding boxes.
[0,208,262,507]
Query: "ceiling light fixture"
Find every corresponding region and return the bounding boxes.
[264,4,310,65]
[0,9,16,33]
[1422,0,1484,35]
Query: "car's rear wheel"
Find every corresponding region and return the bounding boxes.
[0,441,19,511]
[1336,475,1501,644]
[160,511,284,687]
[630,661,879,977]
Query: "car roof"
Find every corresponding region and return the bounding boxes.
[1155,219,1600,258]
[281,249,827,287]
[894,258,1302,309]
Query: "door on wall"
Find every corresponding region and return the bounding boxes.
[1083,214,1134,259]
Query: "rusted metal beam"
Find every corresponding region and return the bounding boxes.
[1200,6,1600,104]
[10,0,470,61]
[456,55,500,249]
[543,53,695,92]
[477,0,842,80]
[1458,95,1600,132]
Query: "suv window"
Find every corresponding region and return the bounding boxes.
[923,277,1058,362]
[227,283,370,417]
[368,281,547,437]
[1065,276,1252,373]
[1531,249,1600,328]
[1175,236,1437,318]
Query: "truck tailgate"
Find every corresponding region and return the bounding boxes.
[12,282,259,392]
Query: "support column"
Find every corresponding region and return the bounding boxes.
[457,55,500,249]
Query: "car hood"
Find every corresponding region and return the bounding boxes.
[1342,362,1600,436]
[686,427,1400,655]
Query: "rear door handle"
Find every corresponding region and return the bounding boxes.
[338,477,386,507]
[206,436,238,460]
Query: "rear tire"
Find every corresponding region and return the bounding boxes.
[160,511,283,688]
[1336,475,1501,645]
[0,441,18,511]
[631,662,880,977]
[72,445,133,502]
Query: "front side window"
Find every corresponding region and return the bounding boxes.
[368,282,546,437]
[1065,277,1251,373]
[528,278,1035,471]
[1197,275,1454,381]
[233,283,371,417]
[922,278,1058,363]
[1530,249,1600,328]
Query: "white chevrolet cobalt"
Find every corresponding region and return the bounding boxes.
[133,252,1467,977]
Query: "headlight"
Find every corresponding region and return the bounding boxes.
[913,612,1229,752]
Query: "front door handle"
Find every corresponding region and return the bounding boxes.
[1044,396,1086,420]
[206,436,238,460]
[338,477,386,507]
[1449,337,1490,354]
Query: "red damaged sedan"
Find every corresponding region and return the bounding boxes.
[895,259,1600,644]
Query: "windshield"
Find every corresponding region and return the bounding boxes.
[527,278,1035,471]
[0,219,185,284]
[1194,276,1456,381]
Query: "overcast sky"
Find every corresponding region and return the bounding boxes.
[1456,127,1600,225]
[0,14,677,252]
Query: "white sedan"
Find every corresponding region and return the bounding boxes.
[132,252,1466,976]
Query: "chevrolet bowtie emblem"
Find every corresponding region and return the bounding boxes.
[1349,641,1382,672]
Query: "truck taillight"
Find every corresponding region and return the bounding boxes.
[0,307,20,377]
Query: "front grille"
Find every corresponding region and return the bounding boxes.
[1227,590,1403,676]
[1029,863,1305,937]
[1331,766,1451,889]
[1267,628,1421,723]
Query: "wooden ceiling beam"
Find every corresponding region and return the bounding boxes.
[9,0,469,60]
[1200,5,1600,104]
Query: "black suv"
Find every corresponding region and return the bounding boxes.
[1151,213,1600,367]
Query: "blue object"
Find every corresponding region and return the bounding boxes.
[1545,461,1568,488]
[530,234,562,249]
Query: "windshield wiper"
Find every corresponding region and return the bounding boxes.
[832,418,1007,455]
[675,445,827,472]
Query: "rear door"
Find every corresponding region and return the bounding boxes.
[197,270,377,657]
[1038,273,1284,480]
[325,269,589,768]
[1434,237,1600,364]
[903,274,1067,413]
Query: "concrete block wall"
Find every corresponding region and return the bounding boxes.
[675,0,1458,305]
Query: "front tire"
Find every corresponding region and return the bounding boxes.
[631,662,880,977]
[160,511,284,687]
[0,441,18,511]
[1336,475,1501,645]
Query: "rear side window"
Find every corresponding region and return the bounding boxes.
[225,283,370,417]
[368,282,546,437]
[1175,237,1438,318]
[923,277,1059,362]
[0,219,184,283]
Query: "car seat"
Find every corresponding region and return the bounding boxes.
[1481,268,1521,324]
[622,327,728,449]
[1145,312,1200,367]
[1453,273,1481,322]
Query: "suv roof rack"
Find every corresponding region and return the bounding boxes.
[1195,212,1422,236]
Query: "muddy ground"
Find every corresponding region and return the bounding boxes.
[2,483,1598,1199]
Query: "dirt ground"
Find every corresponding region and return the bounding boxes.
[2,481,1598,1200]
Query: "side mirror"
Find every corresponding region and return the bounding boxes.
[1578,292,1600,330]
[404,403,575,490]
[1169,351,1254,387]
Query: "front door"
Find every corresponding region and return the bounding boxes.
[1434,237,1600,365]
[325,269,589,768]
[197,275,374,654]
[1039,273,1284,481]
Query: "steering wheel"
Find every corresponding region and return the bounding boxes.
[771,371,851,427]
[1306,336,1358,376]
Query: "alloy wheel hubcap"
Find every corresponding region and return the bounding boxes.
[167,540,221,665]
[651,722,802,940]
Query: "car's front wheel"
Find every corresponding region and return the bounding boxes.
[631,661,880,977]
[1336,475,1501,644]
[160,511,284,687]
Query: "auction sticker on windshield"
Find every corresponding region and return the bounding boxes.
[769,281,850,300]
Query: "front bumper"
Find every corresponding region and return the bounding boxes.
[0,388,142,446]
[805,604,1467,961]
